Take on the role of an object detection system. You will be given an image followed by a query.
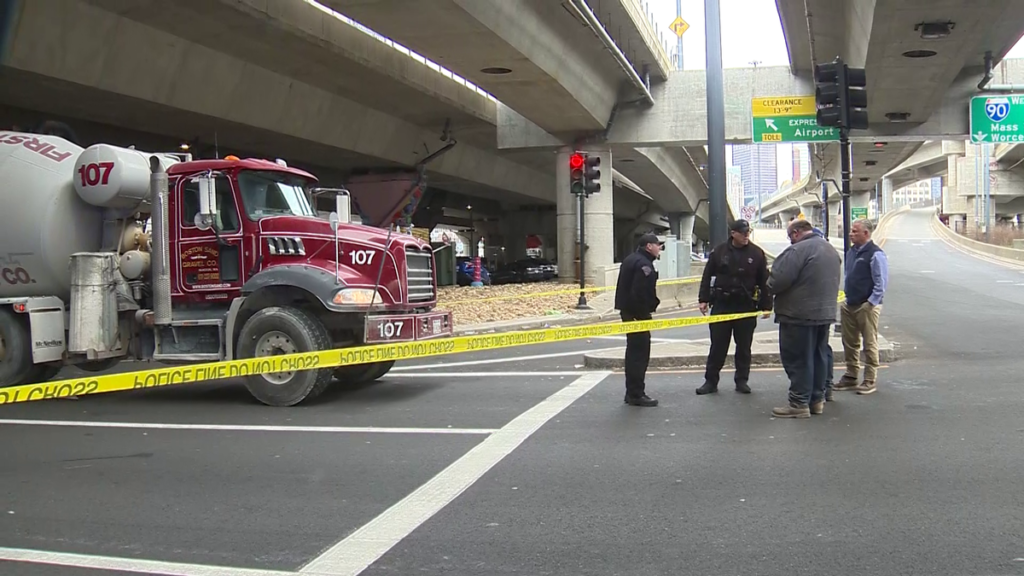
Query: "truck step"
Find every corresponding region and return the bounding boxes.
[152,353,223,363]
[169,318,224,327]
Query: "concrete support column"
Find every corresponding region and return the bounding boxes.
[669,212,695,278]
[555,147,576,281]
[852,192,871,220]
[581,147,614,285]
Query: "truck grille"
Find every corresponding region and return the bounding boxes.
[405,248,435,303]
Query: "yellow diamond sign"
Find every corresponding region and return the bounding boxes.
[669,16,689,38]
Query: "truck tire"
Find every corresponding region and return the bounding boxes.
[236,306,333,407]
[334,360,395,385]
[0,309,33,388]
[22,362,63,385]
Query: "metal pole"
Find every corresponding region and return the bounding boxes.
[576,192,590,309]
[840,128,852,258]
[704,0,728,247]
[676,0,684,70]
[822,181,829,237]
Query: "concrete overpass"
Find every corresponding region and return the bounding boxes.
[775,0,1024,192]
[0,0,717,283]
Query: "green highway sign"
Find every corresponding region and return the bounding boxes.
[970,94,1024,143]
[851,207,868,220]
[750,96,840,143]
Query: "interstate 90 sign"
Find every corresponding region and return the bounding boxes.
[970,95,1024,143]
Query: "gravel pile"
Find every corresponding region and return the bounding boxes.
[436,282,598,326]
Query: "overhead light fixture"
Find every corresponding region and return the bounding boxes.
[915,21,955,40]
[903,49,937,58]
[886,112,911,122]
[480,67,512,75]
[859,177,869,182]
[865,160,878,166]
[874,142,887,148]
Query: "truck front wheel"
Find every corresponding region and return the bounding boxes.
[334,360,395,385]
[0,309,33,388]
[236,306,334,407]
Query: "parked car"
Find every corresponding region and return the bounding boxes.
[491,260,547,284]
[518,258,557,280]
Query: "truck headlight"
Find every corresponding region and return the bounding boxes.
[333,288,382,305]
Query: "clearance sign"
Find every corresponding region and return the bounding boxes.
[750,96,840,144]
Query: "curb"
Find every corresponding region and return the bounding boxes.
[452,301,692,336]
[583,344,898,370]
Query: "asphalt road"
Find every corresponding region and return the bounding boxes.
[3,208,1024,575]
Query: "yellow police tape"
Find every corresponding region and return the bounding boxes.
[442,276,701,306]
[0,291,845,406]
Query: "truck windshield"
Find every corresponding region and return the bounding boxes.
[238,170,316,220]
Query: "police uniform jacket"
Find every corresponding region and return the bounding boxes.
[615,248,660,316]
[698,241,772,313]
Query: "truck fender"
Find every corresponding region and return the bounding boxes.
[241,265,345,311]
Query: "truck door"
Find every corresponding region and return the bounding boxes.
[177,174,245,295]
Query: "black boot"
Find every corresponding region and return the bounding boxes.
[624,393,659,407]
[735,381,751,394]
[695,382,718,395]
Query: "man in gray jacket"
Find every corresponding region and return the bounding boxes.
[767,219,841,418]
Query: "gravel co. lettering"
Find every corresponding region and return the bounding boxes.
[0,267,34,285]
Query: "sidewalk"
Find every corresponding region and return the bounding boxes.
[583,329,897,369]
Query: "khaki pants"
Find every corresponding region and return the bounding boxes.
[841,301,882,382]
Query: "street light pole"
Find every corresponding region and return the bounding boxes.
[704,0,728,247]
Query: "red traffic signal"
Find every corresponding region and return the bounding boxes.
[569,153,585,170]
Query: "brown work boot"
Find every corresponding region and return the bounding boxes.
[855,380,877,395]
[810,401,824,415]
[833,375,859,391]
[772,402,811,419]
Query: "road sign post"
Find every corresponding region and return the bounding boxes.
[970,95,1024,143]
[750,96,840,143]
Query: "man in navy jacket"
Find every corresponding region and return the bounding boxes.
[834,218,889,395]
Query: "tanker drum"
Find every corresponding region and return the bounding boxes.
[0,132,102,300]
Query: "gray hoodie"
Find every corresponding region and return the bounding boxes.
[768,233,841,325]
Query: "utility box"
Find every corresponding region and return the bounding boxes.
[432,243,456,286]
[658,234,678,279]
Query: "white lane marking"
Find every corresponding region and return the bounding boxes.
[298,371,612,575]
[919,270,935,274]
[0,420,495,435]
[391,347,622,371]
[0,547,294,576]
[388,371,588,378]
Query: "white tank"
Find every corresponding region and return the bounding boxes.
[0,132,103,301]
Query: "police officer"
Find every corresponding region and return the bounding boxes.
[614,233,662,407]
[696,219,772,395]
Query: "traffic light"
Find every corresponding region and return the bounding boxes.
[814,57,868,130]
[583,155,601,195]
[569,152,585,196]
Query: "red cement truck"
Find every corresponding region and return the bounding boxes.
[0,132,452,406]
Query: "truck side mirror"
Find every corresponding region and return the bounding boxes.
[194,175,220,230]
[335,190,351,225]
